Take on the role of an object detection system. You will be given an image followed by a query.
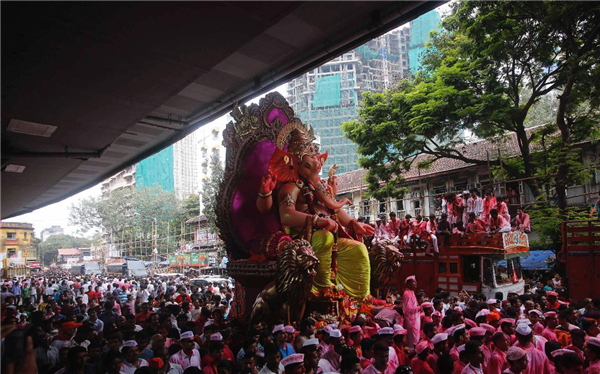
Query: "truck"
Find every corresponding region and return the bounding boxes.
[397,231,529,299]
[105,258,148,278]
[124,260,148,278]
[562,220,600,300]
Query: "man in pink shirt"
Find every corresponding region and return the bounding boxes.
[513,324,552,374]
[542,312,559,342]
[402,275,421,350]
[488,209,511,233]
[515,209,531,233]
[387,212,400,238]
[466,213,488,234]
[482,191,497,223]
[488,332,508,374]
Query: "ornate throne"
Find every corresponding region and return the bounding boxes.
[216,92,403,322]
[216,92,309,320]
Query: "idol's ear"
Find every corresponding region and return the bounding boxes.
[317,151,328,166]
[268,147,299,183]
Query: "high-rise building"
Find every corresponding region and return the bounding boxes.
[286,27,412,174]
[197,118,227,214]
[101,165,136,196]
[101,136,198,200]
[173,132,198,200]
[41,225,64,241]
[408,10,441,73]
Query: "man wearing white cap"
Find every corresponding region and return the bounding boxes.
[301,338,321,374]
[170,331,201,370]
[274,324,296,359]
[281,354,305,374]
[402,275,421,350]
[120,340,149,374]
[377,327,400,370]
[427,333,447,372]
[318,329,344,373]
[585,336,600,374]
[513,323,551,374]
[319,326,332,355]
[504,346,528,374]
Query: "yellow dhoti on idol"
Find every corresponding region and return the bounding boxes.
[309,230,371,300]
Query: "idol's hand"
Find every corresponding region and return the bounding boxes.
[319,217,339,233]
[353,220,375,236]
[260,171,276,194]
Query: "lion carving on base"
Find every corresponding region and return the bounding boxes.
[251,239,319,325]
[369,239,404,300]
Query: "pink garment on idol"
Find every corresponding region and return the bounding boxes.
[513,342,552,374]
[402,288,421,349]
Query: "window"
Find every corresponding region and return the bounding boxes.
[23,232,27,239]
[6,232,16,239]
[463,256,480,283]
[450,262,458,274]
[379,199,387,214]
[396,200,404,211]
[494,260,514,286]
[7,248,16,258]
[438,262,447,274]
[362,199,371,216]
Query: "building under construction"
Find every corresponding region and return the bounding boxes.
[286,10,441,174]
[286,27,412,174]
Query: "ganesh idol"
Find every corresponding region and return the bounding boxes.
[255,127,375,300]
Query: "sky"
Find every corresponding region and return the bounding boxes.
[5,3,451,239]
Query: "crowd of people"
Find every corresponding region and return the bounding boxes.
[368,190,531,255]
[2,270,600,374]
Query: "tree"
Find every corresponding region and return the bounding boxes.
[201,153,224,234]
[342,1,600,202]
[39,234,92,265]
[69,186,182,257]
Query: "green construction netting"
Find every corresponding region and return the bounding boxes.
[313,74,341,108]
[135,145,174,191]
[408,9,441,73]
[356,45,380,60]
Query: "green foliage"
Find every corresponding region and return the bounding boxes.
[69,186,183,256]
[529,203,588,251]
[343,0,600,201]
[200,153,224,234]
[39,234,92,265]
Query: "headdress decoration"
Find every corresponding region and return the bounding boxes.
[269,121,324,183]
